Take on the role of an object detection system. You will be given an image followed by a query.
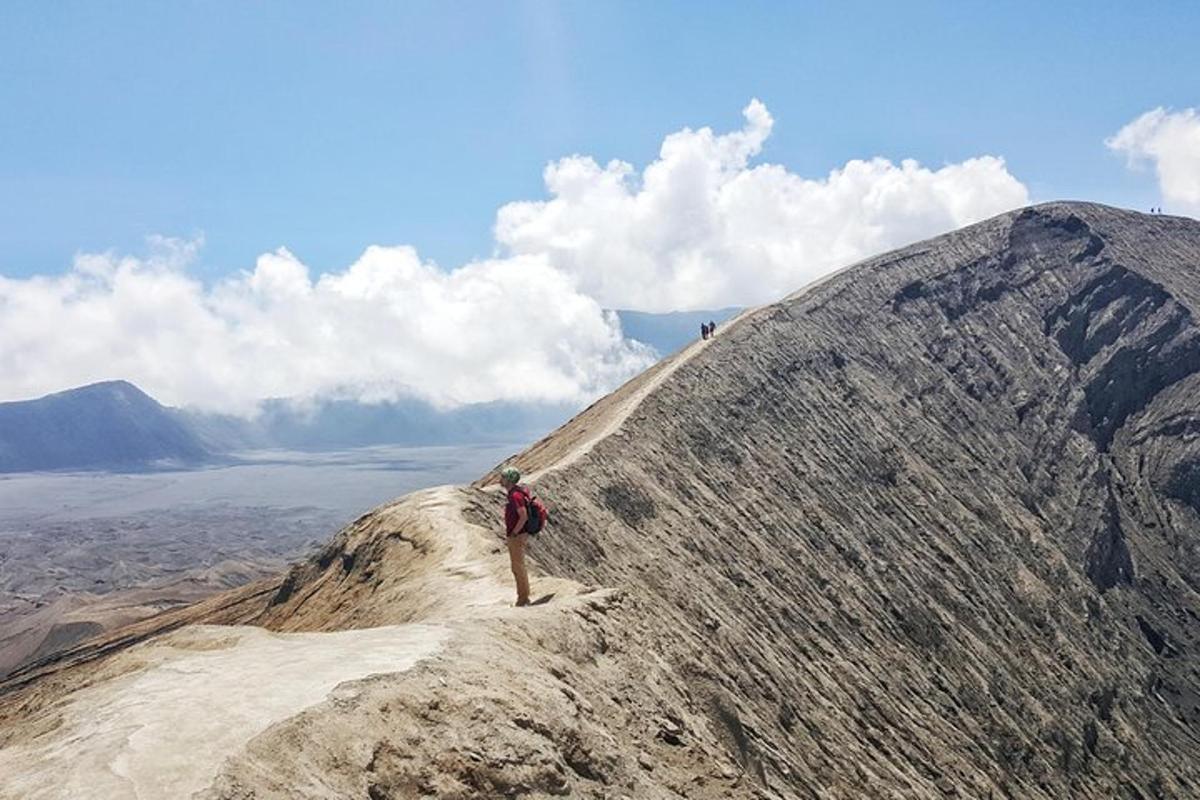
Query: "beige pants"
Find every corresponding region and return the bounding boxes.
[506,532,531,604]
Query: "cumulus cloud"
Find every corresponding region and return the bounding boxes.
[0,240,654,415]
[1,99,1034,412]
[496,99,1030,311]
[1107,107,1200,216]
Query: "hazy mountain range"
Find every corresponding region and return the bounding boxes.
[0,309,739,472]
[0,381,209,472]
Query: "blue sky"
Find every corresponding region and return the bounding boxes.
[2,1,1197,282]
[2,2,1199,411]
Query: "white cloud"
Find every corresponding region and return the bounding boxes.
[496,99,1030,311]
[1,99,1033,413]
[0,240,654,415]
[1107,107,1200,216]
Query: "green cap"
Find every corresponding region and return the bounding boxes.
[500,466,521,484]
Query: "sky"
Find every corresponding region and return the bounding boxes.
[1,1,1198,413]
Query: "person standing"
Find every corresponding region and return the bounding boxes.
[499,466,532,606]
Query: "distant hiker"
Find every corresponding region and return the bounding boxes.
[499,466,547,607]
[701,322,709,340]
[708,320,717,336]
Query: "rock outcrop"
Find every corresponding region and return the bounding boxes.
[4,202,1200,799]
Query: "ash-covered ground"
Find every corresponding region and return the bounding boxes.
[0,442,525,676]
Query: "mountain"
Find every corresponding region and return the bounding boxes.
[0,384,576,470]
[180,397,578,452]
[4,203,1200,799]
[0,381,211,472]
[615,306,741,356]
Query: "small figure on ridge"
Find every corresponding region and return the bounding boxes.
[498,466,547,607]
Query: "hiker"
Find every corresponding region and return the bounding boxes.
[708,320,717,336]
[499,466,532,606]
[700,322,709,340]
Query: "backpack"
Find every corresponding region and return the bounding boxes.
[516,486,549,534]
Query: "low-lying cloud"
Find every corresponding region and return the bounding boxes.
[0,240,654,415]
[1,100,1033,414]
[1108,107,1200,217]
[497,100,1030,311]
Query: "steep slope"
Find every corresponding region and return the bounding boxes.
[3,202,1200,799]
[504,203,1200,797]
[0,380,210,471]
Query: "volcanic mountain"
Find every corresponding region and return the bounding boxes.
[0,380,211,472]
[3,202,1200,799]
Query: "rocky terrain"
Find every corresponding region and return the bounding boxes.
[0,443,520,681]
[0,505,336,678]
[3,202,1200,798]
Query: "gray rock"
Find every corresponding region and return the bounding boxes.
[521,202,1200,797]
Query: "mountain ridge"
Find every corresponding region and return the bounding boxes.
[4,202,1200,798]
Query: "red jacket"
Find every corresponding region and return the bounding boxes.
[505,485,530,535]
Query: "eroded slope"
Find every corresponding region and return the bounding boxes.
[4,202,1200,800]
[517,203,1200,798]
[203,203,1200,798]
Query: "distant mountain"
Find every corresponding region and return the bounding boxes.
[0,381,576,470]
[614,306,741,356]
[0,381,211,472]
[180,397,578,452]
[0,310,732,469]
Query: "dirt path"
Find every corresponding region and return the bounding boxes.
[477,274,858,489]
[410,485,577,619]
[525,334,720,481]
[418,486,514,616]
[475,325,744,488]
[0,623,450,800]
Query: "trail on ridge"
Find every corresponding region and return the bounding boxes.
[7,202,1200,799]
